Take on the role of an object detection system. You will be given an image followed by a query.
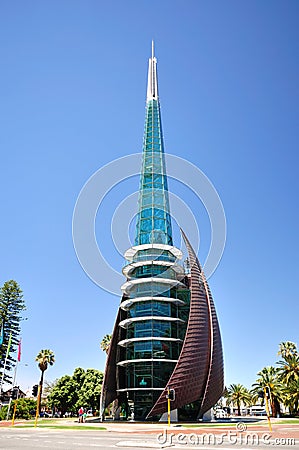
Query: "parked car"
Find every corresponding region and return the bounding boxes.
[214,408,227,418]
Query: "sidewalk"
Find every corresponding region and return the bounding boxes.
[1,417,299,440]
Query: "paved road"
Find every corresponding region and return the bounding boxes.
[0,428,298,450]
[0,429,158,450]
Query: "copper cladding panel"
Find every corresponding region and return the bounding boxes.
[100,308,121,409]
[147,230,224,418]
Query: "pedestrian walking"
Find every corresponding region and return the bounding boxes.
[78,406,84,423]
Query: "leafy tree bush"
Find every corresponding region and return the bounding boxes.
[75,369,103,412]
[13,398,37,419]
[0,398,36,420]
[0,405,9,421]
[47,368,103,416]
[47,375,78,416]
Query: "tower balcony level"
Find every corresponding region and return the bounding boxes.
[120,296,185,310]
[117,336,183,347]
[117,358,178,367]
[122,259,185,279]
[118,315,184,329]
[121,277,186,295]
[124,244,182,262]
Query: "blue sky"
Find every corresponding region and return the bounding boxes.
[0,1,298,394]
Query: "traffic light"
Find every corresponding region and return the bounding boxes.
[32,384,38,397]
[166,388,175,401]
[265,386,270,399]
[11,386,19,400]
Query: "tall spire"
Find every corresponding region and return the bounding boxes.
[135,43,173,246]
[147,40,158,101]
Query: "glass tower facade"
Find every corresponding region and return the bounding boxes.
[116,44,191,419]
[135,96,172,246]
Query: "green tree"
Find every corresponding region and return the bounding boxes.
[43,379,58,397]
[283,378,299,415]
[47,367,104,416]
[226,384,251,415]
[35,349,55,412]
[76,369,103,412]
[276,341,299,415]
[100,334,111,354]
[73,367,86,386]
[0,280,25,382]
[277,341,299,384]
[252,366,284,417]
[47,375,78,416]
[0,398,37,420]
[278,341,298,361]
[277,355,299,385]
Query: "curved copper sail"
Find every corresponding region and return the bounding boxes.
[100,308,121,411]
[146,230,224,418]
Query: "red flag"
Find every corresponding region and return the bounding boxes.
[17,339,21,362]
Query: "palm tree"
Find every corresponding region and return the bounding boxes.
[100,334,112,355]
[251,366,284,417]
[226,384,251,416]
[277,355,299,385]
[278,341,298,361]
[283,378,299,415]
[35,349,55,412]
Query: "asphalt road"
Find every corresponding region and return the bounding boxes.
[0,428,298,450]
[1,429,156,450]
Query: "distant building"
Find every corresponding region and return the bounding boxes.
[1,387,26,404]
[100,44,224,421]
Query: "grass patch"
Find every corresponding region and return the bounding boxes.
[275,419,299,424]
[181,421,263,428]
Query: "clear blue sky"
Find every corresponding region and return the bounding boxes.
[0,1,298,394]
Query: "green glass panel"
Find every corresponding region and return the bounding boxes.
[141,208,152,218]
[135,98,172,246]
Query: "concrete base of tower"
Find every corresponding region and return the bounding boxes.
[159,409,178,422]
[202,408,215,422]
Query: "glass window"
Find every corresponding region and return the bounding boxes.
[152,155,161,166]
[152,230,166,243]
[153,361,176,388]
[140,233,149,245]
[153,208,164,218]
[152,301,170,316]
[134,321,152,338]
[128,300,171,318]
[153,218,165,230]
[142,174,152,184]
[125,362,153,389]
[153,193,164,206]
[140,219,152,232]
[153,321,171,337]
[141,208,152,218]
[141,195,152,206]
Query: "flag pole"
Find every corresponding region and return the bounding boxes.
[6,339,21,421]
[0,322,4,347]
[6,359,19,421]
